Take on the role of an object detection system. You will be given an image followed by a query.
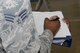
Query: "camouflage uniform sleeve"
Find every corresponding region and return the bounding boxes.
[39,29,53,53]
[0,0,6,53]
[0,38,6,53]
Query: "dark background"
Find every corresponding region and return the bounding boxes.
[30,0,38,2]
[31,0,80,53]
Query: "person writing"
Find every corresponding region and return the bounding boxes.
[0,0,69,53]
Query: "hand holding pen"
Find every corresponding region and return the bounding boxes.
[44,16,60,35]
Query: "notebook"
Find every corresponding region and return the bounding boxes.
[32,11,72,47]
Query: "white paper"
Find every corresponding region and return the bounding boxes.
[32,11,71,46]
[32,11,71,36]
[32,11,72,47]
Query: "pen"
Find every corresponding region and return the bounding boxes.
[53,17,59,21]
[49,16,59,21]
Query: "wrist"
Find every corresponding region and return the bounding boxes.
[44,29,54,36]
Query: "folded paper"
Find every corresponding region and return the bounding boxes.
[32,11,72,47]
